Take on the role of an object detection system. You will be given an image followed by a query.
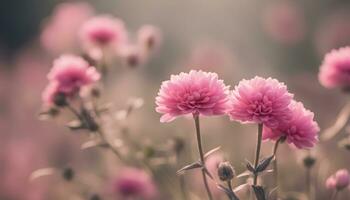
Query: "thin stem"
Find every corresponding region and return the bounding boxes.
[272,136,284,199]
[194,115,213,200]
[306,167,311,200]
[227,180,233,192]
[253,123,263,185]
[331,190,338,200]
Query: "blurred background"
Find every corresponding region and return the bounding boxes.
[0,0,350,199]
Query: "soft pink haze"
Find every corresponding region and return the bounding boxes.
[319,47,350,89]
[156,70,230,123]
[263,101,319,149]
[227,76,293,129]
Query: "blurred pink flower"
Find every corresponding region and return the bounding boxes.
[118,44,144,67]
[326,169,350,190]
[263,101,319,149]
[40,2,94,54]
[318,47,350,89]
[137,25,162,52]
[227,76,293,129]
[156,70,230,122]
[42,55,100,105]
[79,15,127,50]
[262,1,305,45]
[112,167,158,200]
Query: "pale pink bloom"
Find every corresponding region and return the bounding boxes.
[263,101,319,149]
[40,2,94,54]
[46,55,100,98]
[137,25,162,51]
[227,77,293,129]
[118,44,144,67]
[326,176,337,190]
[262,1,305,45]
[156,70,230,122]
[326,169,350,190]
[112,167,158,200]
[79,15,127,50]
[318,47,350,89]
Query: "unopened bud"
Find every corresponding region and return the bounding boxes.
[62,167,74,181]
[53,92,67,107]
[303,155,316,168]
[217,161,235,182]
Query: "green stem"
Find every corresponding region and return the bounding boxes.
[194,115,213,200]
[253,123,263,185]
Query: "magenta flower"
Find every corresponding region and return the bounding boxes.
[326,169,350,190]
[47,54,100,96]
[227,76,293,128]
[112,168,158,200]
[263,101,319,149]
[79,15,127,50]
[155,70,230,123]
[319,47,350,89]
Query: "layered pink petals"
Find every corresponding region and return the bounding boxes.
[263,101,319,149]
[227,76,293,128]
[42,55,100,105]
[79,15,127,50]
[319,47,350,89]
[156,70,230,122]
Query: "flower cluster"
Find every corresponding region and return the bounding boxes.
[42,55,100,106]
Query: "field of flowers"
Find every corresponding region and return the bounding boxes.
[0,0,350,200]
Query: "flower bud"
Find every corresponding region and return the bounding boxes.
[53,92,67,107]
[217,161,235,182]
[335,169,350,190]
[303,155,316,168]
[62,167,74,181]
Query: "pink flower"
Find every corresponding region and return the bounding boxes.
[227,77,293,128]
[112,168,158,200]
[326,169,350,190]
[137,25,162,51]
[79,15,127,50]
[155,70,230,122]
[47,55,100,96]
[40,2,94,54]
[318,47,350,89]
[263,101,319,149]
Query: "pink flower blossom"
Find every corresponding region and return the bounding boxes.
[46,54,100,97]
[112,168,158,200]
[155,70,230,123]
[79,15,127,50]
[326,169,350,190]
[40,2,94,54]
[318,47,350,89]
[263,101,319,149]
[227,77,293,128]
